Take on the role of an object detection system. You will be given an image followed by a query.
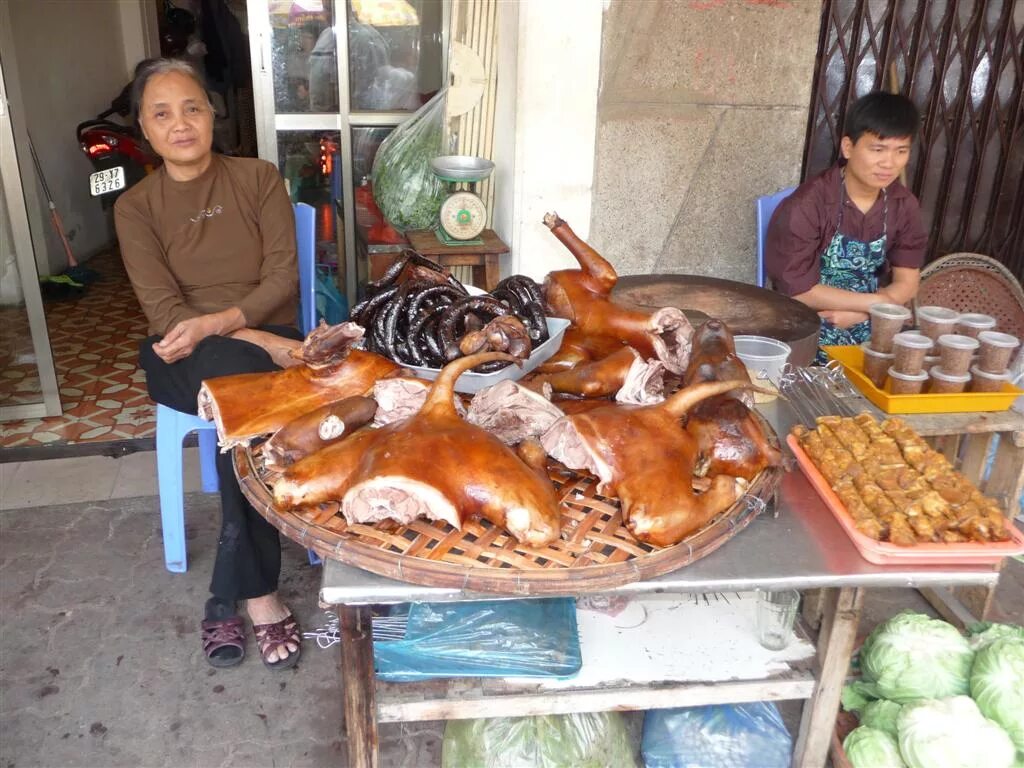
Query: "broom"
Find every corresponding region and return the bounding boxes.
[28,134,100,286]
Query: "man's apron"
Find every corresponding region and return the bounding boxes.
[815,182,888,364]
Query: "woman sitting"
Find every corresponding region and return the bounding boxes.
[115,58,303,670]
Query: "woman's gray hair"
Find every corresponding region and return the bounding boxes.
[130,58,213,121]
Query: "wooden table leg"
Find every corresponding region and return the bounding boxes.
[339,605,378,768]
[793,587,864,768]
[483,253,501,291]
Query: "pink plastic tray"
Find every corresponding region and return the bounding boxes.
[787,435,1024,565]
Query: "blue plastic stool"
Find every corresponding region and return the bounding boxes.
[156,405,220,572]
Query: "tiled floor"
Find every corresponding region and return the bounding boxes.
[0,250,155,448]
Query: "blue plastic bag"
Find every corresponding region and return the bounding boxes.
[374,598,581,682]
[641,702,792,768]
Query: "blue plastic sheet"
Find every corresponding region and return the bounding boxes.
[641,702,792,768]
[374,598,581,682]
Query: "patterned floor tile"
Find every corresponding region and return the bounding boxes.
[0,250,157,448]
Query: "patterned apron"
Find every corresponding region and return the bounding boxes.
[815,178,888,364]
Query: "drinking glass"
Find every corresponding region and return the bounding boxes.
[756,589,800,650]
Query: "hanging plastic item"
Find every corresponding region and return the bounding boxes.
[442,711,640,768]
[374,598,581,682]
[313,265,348,325]
[370,89,448,233]
[641,702,793,768]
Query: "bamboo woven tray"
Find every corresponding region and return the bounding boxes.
[235,421,782,595]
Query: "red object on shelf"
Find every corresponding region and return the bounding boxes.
[355,184,408,247]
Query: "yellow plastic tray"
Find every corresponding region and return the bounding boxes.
[824,345,1022,414]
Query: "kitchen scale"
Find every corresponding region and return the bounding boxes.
[430,155,495,245]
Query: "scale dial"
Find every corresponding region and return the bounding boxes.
[439,191,487,240]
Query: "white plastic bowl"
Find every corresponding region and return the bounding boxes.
[407,317,571,394]
[734,335,792,386]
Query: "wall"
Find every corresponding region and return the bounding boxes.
[6,0,139,276]
[495,0,603,280]
[590,0,821,284]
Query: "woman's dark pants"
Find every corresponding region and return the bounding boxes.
[139,326,303,603]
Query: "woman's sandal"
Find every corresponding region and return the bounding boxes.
[253,613,302,671]
[201,616,247,668]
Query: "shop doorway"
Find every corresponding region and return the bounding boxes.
[0,0,256,452]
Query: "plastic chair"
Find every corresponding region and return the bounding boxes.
[755,187,796,288]
[155,203,317,572]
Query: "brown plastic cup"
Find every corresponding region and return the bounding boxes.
[886,366,929,395]
[861,344,894,388]
[928,367,971,394]
[937,334,980,376]
[969,365,1012,393]
[891,332,934,375]
[977,331,1020,374]
[916,305,960,341]
[956,313,997,339]
[869,303,912,353]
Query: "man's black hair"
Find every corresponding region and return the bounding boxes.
[843,91,920,143]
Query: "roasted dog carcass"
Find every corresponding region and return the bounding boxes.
[273,352,562,547]
[683,320,782,480]
[541,213,692,374]
[541,379,755,546]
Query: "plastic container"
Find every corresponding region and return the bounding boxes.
[823,344,1023,414]
[970,365,1013,393]
[929,367,971,394]
[408,318,570,394]
[923,353,940,370]
[886,366,928,395]
[868,303,911,353]
[937,334,980,375]
[977,331,1020,374]
[891,332,933,375]
[916,305,959,340]
[860,343,894,388]
[787,435,1024,565]
[733,335,792,387]
[955,312,997,339]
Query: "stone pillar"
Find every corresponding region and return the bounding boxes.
[591,0,821,284]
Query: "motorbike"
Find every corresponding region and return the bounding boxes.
[76,85,160,208]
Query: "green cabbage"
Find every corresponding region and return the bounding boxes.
[968,621,1024,651]
[897,696,1016,768]
[859,612,973,703]
[970,636,1024,754]
[441,712,638,768]
[842,681,880,713]
[860,699,903,738]
[843,726,906,768]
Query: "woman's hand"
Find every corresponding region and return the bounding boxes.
[818,310,869,329]
[154,308,246,363]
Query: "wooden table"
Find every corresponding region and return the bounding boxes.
[368,229,508,291]
[899,408,1024,624]
[315,401,1008,768]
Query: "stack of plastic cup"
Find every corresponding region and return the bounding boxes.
[969,331,1020,393]
[916,305,960,341]
[863,303,911,389]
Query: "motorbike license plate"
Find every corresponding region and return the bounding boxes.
[89,167,125,197]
